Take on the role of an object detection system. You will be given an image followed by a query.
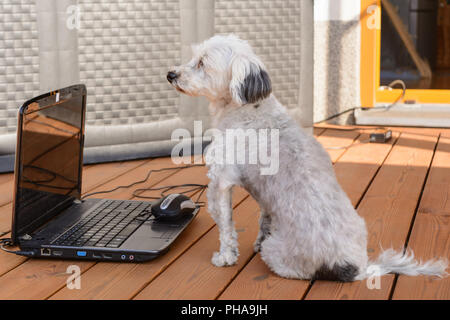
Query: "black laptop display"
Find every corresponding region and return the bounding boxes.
[11,84,199,262]
[13,86,85,242]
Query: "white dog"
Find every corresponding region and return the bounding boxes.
[167,34,448,281]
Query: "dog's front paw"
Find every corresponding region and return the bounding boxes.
[253,240,262,253]
[211,250,238,267]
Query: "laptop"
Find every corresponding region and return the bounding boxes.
[10,84,199,262]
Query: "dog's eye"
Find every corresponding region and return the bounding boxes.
[197,59,203,69]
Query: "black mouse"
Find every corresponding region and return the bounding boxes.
[151,194,197,221]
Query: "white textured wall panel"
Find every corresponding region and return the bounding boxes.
[78,0,181,125]
[215,0,301,110]
[0,1,40,134]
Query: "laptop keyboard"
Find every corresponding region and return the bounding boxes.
[51,200,152,248]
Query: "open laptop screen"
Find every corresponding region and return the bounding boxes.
[12,85,86,242]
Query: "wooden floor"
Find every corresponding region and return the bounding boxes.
[0,125,449,300]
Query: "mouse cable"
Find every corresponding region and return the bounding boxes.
[132,183,208,207]
[81,163,208,205]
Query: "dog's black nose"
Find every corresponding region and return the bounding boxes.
[167,71,178,82]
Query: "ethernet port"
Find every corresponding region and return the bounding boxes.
[41,248,51,256]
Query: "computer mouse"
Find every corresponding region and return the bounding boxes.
[151,194,197,221]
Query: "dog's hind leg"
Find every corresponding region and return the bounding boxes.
[254,209,271,253]
[207,180,239,267]
[260,232,364,281]
[259,234,311,279]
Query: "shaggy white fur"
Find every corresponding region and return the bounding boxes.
[167,34,448,281]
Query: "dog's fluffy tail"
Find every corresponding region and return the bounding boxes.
[357,248,448,280]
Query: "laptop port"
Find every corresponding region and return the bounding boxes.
[92,253,102,259]
[52,250,63,256]
[41,248,51,256]
[76,251,87,257]
[103,253,112,259]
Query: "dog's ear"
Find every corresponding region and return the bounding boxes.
[229,57,272,106]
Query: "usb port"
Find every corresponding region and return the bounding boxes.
[103,253,112,259]
[53,250,63,256]
[76,251,87,257]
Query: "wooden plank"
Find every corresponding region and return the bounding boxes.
[0,172,14,206]
[133,197,260,300]
[392,134,450,299]
[316,129,360,163]
[333,132,399,206]
[218,132,399,300]
[0,258,94,300]
[388,127,445,136]
[81,160,148,195]
[315,125,450,137]
[0,175,15,208]
[306,274,396,300]
[0,173,13,185]
[0,204,12,235]
[0,232,28,277]
[313,127,326,137]
[0,162,210,299]
[381,0,432,78]
[218,254,309,300]
[49,187,249,300]
[408,134,450,217]
[305,132,438,299]
[392,214,450,300]
[314,124,360,130]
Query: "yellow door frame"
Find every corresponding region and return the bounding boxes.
[360,0,450,107]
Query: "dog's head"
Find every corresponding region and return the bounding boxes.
[167,34,271,106]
